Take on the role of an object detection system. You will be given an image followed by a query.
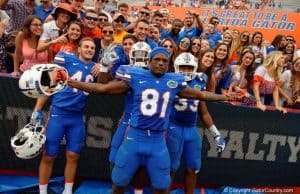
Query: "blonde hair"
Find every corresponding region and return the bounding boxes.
[224,30,238,61]
[263,51,283,81]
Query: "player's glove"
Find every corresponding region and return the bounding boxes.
[214,135,226,152]
[102,44,119,65]
[31,110,43,125]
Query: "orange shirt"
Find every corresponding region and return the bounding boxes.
[81,27,102,39]
[53,41,76,56]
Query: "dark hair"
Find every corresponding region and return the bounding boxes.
[237,50,255,87]
[122,34,138,44]
[135,19,149,27]
[85,9,97,17]
[251,31,263,48]
[98,12,109,19]
[153,11,163,18]
[198,49,215,91]
[271,34,286,50]
[213,42,230,78]
[118,2,129,9]
[23,15,42,39]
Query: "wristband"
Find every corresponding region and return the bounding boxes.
[207,124,220,137]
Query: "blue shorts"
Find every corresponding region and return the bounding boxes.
[167,121,202,172]
[109,113,130,163]
[45,107,85,157]
[112,127,170,190]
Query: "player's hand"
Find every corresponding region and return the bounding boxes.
[54,69,68,83]
[214,135,226,152]
[31,110,43,125]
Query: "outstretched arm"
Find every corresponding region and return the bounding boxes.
[178,87,229,101]
[67,79,130,95]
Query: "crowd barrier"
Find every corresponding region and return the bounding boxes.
[0,75,299,186]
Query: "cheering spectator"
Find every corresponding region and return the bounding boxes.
[93,23,114,63]
[178,10,203,40]
[229,50,256,104]
[12,15,49,76]
[213,42,231,94]
[37,3,77,53]
[274,57,300,110]
[167,18,184,44]
[97,12,108,30]
[190,37,201,62]
[200,39,211,51]
[266,34,287,54]
[53,21,82,56]
[160,37,178,71]
[112,13,128,44]
[252,51,286,111]
[249,31,267,68]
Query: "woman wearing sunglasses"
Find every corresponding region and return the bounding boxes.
[190,37,201,62]
[160,38,178,72]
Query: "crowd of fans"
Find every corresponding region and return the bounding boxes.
[0,0,299,112]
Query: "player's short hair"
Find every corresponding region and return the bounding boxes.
[79,37,95,47]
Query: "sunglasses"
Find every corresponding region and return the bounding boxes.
[85,16,98,21]
[114,18,125,23]
[286,38,294,42]
[192,42,201,46]
[242,34,250,38]
[101,0,109,3]
[180,40,190,45]
[102,30,113,35]
[212,20,219,25]
[98,18,108,22]
[139,11,150,16]
[163,44,173,49]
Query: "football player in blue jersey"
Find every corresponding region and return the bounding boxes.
[167,52,226,194]
[67,47,232,194]
[99,40,151,194]
[30,37,99,194]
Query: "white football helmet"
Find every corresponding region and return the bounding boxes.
[11,123,46,159]
[19,64,68,98]
[129,42,151,68]
[174,52,198,81]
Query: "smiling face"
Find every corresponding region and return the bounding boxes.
[84,12,98,30]
[29,18,43,36]
[102,25,114,41]
[215,44,228,61]
[179,37,190,51]
[123,38,135,56]
[67,23,81,41]
[201,51,214,68]
[134,21,149,41]
[78,39,95,62]
[162,40,174,55]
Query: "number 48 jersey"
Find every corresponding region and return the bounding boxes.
[116,66,186,131]
[53,51,95,112]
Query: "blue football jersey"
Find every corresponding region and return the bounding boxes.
[116,66,186,131]
[52,52,95,112]
[170,73,208,126]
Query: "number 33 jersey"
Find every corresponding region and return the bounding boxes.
[116,66,186,131]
